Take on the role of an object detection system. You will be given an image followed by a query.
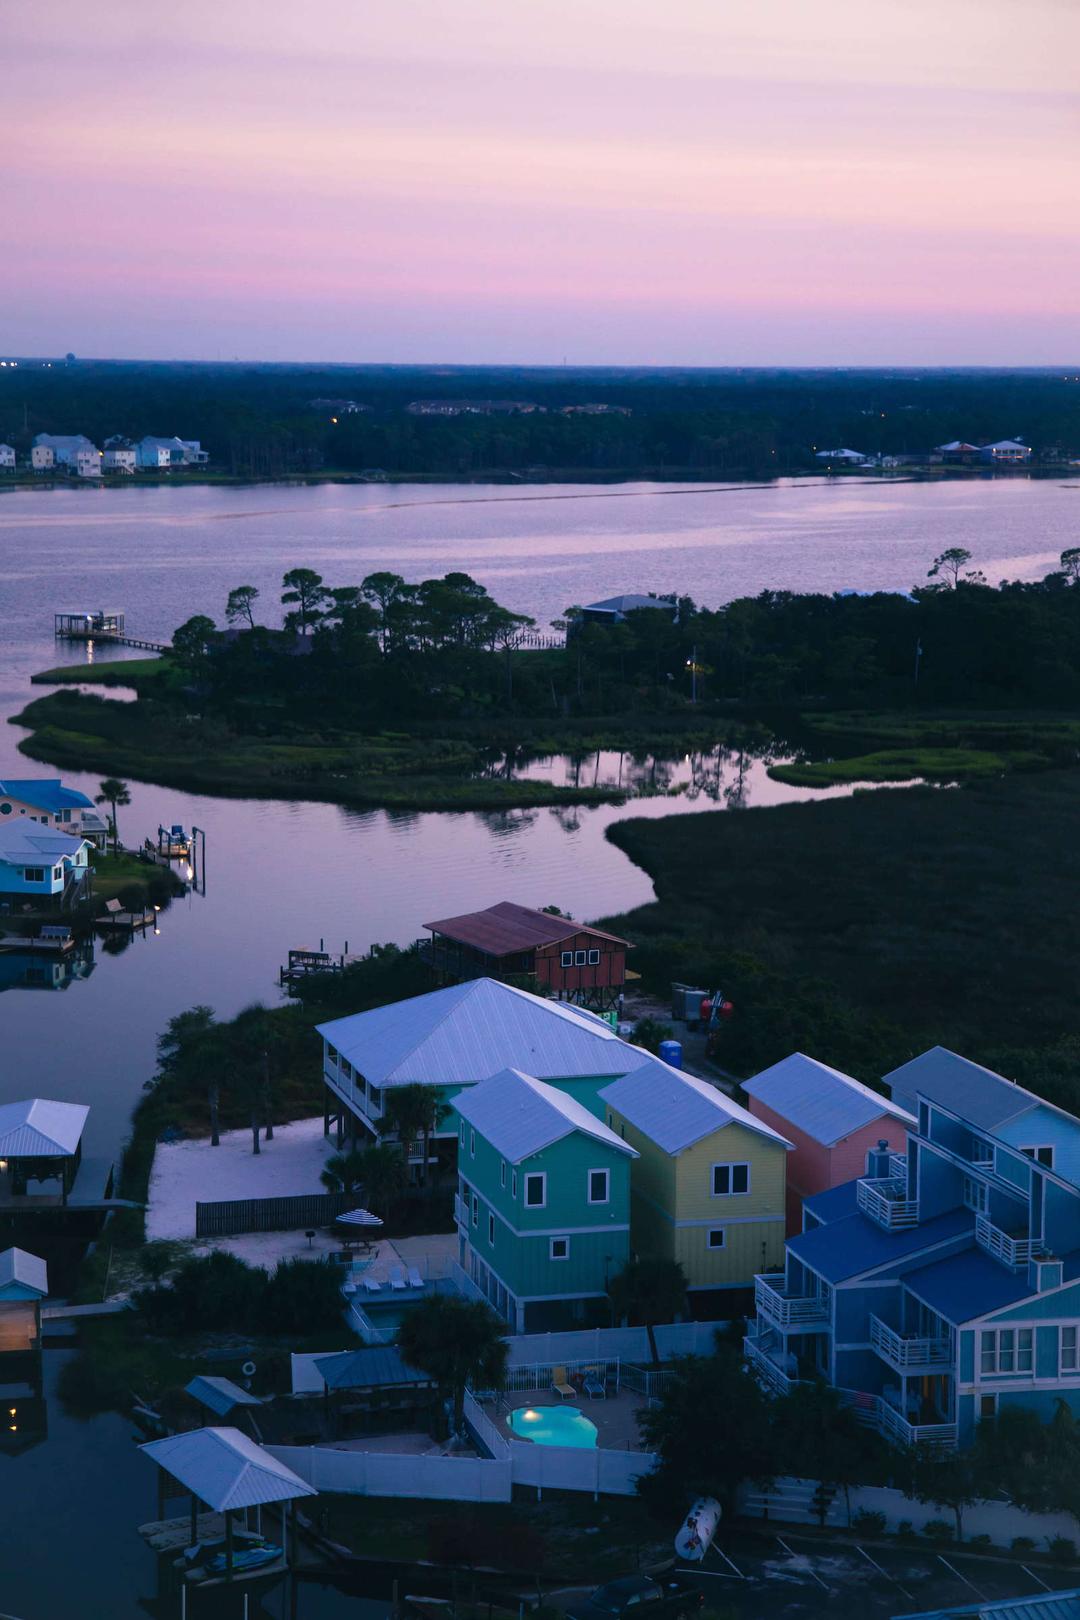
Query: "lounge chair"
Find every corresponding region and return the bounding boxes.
[551,1366,575,1400]
[362,1275,382,1294]
[389,1266,407,1291]
[582,1367,607,1399]
[407,1266,424,1290]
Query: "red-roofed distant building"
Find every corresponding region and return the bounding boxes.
[422,900,630,1011]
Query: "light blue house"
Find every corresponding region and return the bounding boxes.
[746,1047,1080,1449]
[453,1066,637,1332]
[0,824,91,905]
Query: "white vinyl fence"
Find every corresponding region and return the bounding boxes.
[506,1321,727,1367]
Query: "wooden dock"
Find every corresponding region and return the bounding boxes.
[279,945,361,986]
[0,931,76,955]
[96,898,156,932]
[54,610,167,654]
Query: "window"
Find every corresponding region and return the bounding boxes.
[712,1162,750,1197]
[471,1194,478,1227]
[1021,1146,1055,1168]
[23,867,45,883]
[707,1228,726,1249]
[500,1160,506,1189]
[980,1327,1033,1376]
[588,1168,610,1205]
[488,1213,495,1246]
[979,1394,998,1421]
[53,865,63,880]
[368,1087,381,1111]
[1062,1326,1079,1373]
[962,1176,988,1214]
[460,1121,466,1146]
[574,949,587,966]
[327,1046,338,1068]
[524,1172,546,1208]
[549,1237,569,1261]
[470,1129,476,1158]
[512,1169,518,1198]
[340,1058,353,1081]
[560,950,573,968]
[587,948,600,965]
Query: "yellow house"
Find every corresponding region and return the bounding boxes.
[599,1058,792,1297]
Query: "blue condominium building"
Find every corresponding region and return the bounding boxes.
[746,1048,1080,1449]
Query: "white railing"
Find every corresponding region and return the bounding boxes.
[453,1194,469,1228]
[869,1315,951,1369]
[889,1153,908,1181]
[876,1398,957,1451]
[975,1214,1043,1268]
[743,1333,798,1396]
[463,1391,510,1457]
[506,1321,728,1367]
[858,1177,920,1230]
[448,1257,490,1307]
[754,1274,829,1329]
[500,1358,621,1395]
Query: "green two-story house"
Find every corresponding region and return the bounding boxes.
[453,1066,638,1333]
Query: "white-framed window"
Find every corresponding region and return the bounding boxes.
[512,1169,518,1198]
[549,1236,570,1260]
[327,1045,338,1068]
[524,1171,546,1208]
[587,948,600,965]
[588,1168,610,1205]
[707,1228,726,1249]
[488,1213,495,1246]
[500,1160,506,1189]
[471,1193,478,1227]
[1021,1146,1055,1168]
[712,1162,750,1197]
[962,1176,988,1213]
[460,1121,465,1146]
[470,1129,476,1158]
[560,950,573,968]
[1061,1326,1079,1373]
[574,949,587,965]
[980,1327,1033,1376]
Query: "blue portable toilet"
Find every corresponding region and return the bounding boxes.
[658,1039,683,1069]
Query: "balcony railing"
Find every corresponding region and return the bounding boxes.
[876,1397,958,1452]
[754,1273,829,1330]
[975,1214,1044,1269]
[743,1333,798,1396]
[858,1177,920,1230]
[869,1314,951,1370]
[454,1194,469,1228]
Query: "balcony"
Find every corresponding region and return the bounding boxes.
[869,1314,951,1371]
[454,1194,470,1228]
[875,1397,958,1452]
[975,1214,1044,1269]
[858,1176,919,1230]
[743,1333,800,1396]
[754,1273,829,1330]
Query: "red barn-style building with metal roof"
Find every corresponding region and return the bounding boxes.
[422,901,630,1010]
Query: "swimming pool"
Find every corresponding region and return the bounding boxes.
[507,1405,598,1448]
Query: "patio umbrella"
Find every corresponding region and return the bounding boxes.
[334,1208,384,1228]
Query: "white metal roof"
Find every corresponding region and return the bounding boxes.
[883,1046,1041,1130]
[741,1053,915,1146]
[140,1427,316,1510]
[600,1056,792,1155]
[0,823,88,865]
[0,1247,49,1299]
[0,1097,89,1157]
[318,977,636,1091]
[454,1068,637,1164]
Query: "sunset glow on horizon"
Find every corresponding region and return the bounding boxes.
[6,0,1080,364]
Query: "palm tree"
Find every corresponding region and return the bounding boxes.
[378,1083,449,1188]
[397,1294,509,1434]
[608,1256,688,1364]
[321,1143,406,1220]
[156,1004,222,1145]
[95,777,131,854]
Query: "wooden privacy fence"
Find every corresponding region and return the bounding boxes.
[195,1191,352,1238]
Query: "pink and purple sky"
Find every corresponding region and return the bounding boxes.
[6,0,1080,364]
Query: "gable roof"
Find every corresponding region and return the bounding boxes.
[314,1346,433,1391]
[600,1057,791,1155]
[454,1068,636,1164]
[0,823,89,865]
[0,1247,48,1299]
[884,1047,1039,1129]
[0,1098,88,1157]
[140,1427,316,1510]
[184,1375,263,1417]
[0,778,94,814]
[425,901,627,957]
[583,594,675,615]
[317,977,636,1091]
[742,1053,914,1146]
[899,1245,1079,1328]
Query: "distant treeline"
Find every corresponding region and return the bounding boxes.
[173,548,1080,726]
[3,361,1080,478]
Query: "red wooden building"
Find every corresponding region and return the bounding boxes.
[422,901,631,1011]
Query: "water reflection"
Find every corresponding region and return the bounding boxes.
[0,939,96,993]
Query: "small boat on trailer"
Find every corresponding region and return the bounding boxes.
[675,1497,721,1561]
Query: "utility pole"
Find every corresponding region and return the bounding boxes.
[914,637,923,689]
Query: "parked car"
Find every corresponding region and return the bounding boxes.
[566,1575,703,1620]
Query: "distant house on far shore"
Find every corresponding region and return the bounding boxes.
[814,447,865,464]
[981,438,1032,464]
[0,444,15,471]
[577,594,678,628]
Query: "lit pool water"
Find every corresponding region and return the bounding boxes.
[507,1405,598,1448]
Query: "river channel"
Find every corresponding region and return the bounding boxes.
[0,474,1075,1618]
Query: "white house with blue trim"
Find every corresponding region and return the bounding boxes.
[0,823,91,904]
[746,1047,1080,1449]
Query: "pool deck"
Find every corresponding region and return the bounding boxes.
[497,1388,646,1452]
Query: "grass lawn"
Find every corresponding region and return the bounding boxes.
[32,657,173,691]
[768,747,1049,787]
[603,768,1080,1073]
[92,849,184,907]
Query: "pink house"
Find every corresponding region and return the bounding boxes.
[741,1053,915,1234]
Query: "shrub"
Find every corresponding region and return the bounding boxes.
[895,1520,916,1541]
[631,1017,675,1055]
[852,1510,887,1536]
[1011,1536,1037,1554]
[135,1250,264,1334]
[923,1520,952,1544]
[259,1257,344,1336]
[1048,1536,1077,1563]
[968,1534,992,1549]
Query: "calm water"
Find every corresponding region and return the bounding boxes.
[0,475,1075,1618]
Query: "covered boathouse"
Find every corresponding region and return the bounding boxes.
[421,900,631,1011]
